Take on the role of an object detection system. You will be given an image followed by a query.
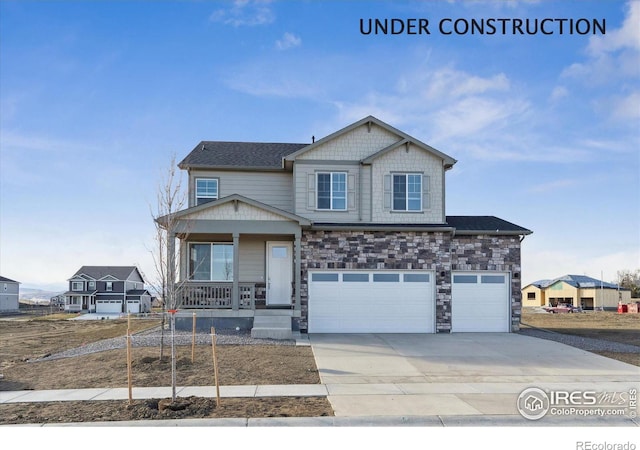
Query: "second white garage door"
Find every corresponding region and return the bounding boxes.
[451,272,510,332]
[308,271,435,333]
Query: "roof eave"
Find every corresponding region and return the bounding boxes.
[454,229,533,236]
[180,164,288,172]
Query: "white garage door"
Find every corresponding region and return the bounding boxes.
[126,300,140,314]
[308,271,434,333]
[96,300,122,314]
[452,272,510,332]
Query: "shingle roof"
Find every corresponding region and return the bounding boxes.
[526,275,628,290]
[126,289,150,296]
[554,274,624,290]
[178,142,308,170]
[446,216,532,235]
[528,279,554,288]
[71,266,143,282]
[0,276,18,283]
[309,216,530,234]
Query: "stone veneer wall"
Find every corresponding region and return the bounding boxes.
[300,230,522,333]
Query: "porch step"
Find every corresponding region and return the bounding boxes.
[251,315,292,340]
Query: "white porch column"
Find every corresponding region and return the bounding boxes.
[294,231,301,311]
[232,232,240,310]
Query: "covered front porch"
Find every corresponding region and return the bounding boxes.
[165,195,310,337]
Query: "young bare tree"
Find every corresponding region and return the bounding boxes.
[615,269,640,298]
[150,154,187,402]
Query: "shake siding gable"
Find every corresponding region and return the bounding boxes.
[181,201,292,222]
[296,124,399,161]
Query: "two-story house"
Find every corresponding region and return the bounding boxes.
[0,276,20,312]
[161,116,532,338]
[64,266,151,314]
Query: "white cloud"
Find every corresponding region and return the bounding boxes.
[523,248,640,287]
[587,1,640,56]
[550,86,569,101]
[527,179,579,194]
[612,90,640,120]
[561,1,640,124]
[210,0,275,27]
[276,32,301,50]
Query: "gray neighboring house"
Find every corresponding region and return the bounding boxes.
[0,276,20,312]
[64,266,151,314]
[160,115,532,337]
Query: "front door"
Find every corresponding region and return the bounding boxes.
[266,241,293,306]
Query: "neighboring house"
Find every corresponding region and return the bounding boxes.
[0,276,20,312]
[64,266,151,314]
[159,115,532,337]
[522,274,631,310]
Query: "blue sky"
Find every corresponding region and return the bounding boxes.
[1,0,638,292]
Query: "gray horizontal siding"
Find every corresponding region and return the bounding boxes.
[190,170,293,212]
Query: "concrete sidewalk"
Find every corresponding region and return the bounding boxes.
[1,383,638,427]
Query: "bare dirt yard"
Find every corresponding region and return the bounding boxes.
[2,309,638,425]
[0,314,332,425]
[520,309,640,366]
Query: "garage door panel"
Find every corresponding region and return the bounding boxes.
[308,271,434,333]
[452,272,510,333]
[96,300,122,314]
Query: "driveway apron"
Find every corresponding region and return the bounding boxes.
[309,333,640,418]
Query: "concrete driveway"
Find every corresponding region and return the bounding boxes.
[309,333,639,420]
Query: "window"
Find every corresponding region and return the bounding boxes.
[404,273,430,282]
[481,275,505,284]
[88,281,96,290]
[195,178,218,206]
[71,281,84,291]
[453,275,477,284]
[343,273,369,282]
[527,292,536,299]
[189,243,233,281]
[393,174,422,211]
[311,273,339,282]
[317,172,346,210]
[373,273,400,282]
[106,281,113,292]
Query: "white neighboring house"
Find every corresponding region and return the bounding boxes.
[0,276,20,312]
[64,266,152,314]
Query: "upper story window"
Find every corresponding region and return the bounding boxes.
[105,281,113,292]
[317,172,346,211]
[195,178,219,206]
[88,281,96,290]
[393,173,422,211]
[71,281,84,291]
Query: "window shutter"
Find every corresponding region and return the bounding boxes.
[383,174,391,210]
[307,173,316,209]
[423,175,430,209]
[347,174,356,210]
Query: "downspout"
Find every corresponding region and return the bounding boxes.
[358,163,363,221]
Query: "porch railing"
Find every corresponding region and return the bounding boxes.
[177,282,255,309]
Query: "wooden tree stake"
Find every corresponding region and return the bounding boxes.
[127,330,133,405]
[211,327,221,407]
[191,312,196,363]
